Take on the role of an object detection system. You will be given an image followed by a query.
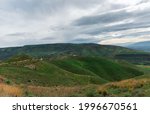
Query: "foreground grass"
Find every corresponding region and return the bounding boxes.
[0,83,23,97]
[0,77,150,97]
[98,78,150,97]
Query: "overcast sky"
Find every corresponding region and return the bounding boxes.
[0,0,150,47]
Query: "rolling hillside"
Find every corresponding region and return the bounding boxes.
[52,57,143,81]
[0,56,143,87]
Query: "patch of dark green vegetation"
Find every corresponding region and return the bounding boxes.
[115,54,150,65]
[52,57,143,81]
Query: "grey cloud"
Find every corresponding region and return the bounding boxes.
[0,0,150,47]
[70,38,100,43]
[73,10,132,26]
[74,4,150,27]
[117,31,150,38]
[42,37,58,41]
[84,21,150,35]
[138,0,150,4]
[2,0,104,18]
[72,2,150,40]
[6,32,29,37]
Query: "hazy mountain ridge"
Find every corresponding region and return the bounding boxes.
[0,43,142,60]
[127,41,150,52]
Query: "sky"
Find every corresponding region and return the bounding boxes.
[0,0,150,47]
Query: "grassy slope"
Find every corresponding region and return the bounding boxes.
[52,57,143,81]
[135,65,150,79]
[96,65,150,97]
[23,65,150,97]
[97,78,150,97]
[0,60,106,86]
[26,65,150,97]
[0,57,143,87]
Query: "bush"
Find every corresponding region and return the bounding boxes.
[85,89,99,97]
[25,91,35,97]
[5,79,12,85]
[131,89,145,97]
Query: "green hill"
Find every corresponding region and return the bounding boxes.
[0,56,143,86]
[52,57,143,81]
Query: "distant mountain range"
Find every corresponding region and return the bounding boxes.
[0,43,149,65]
[0,43,138,60]
[127,41,150,52]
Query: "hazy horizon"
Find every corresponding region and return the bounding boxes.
[0,42,129,49]
[0,0,150,47]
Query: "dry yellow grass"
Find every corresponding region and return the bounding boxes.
[1,77,149,97]
[25,85,83,97]
[98,78,150,92]
[0,84,23,97]
[27,86,83,97]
